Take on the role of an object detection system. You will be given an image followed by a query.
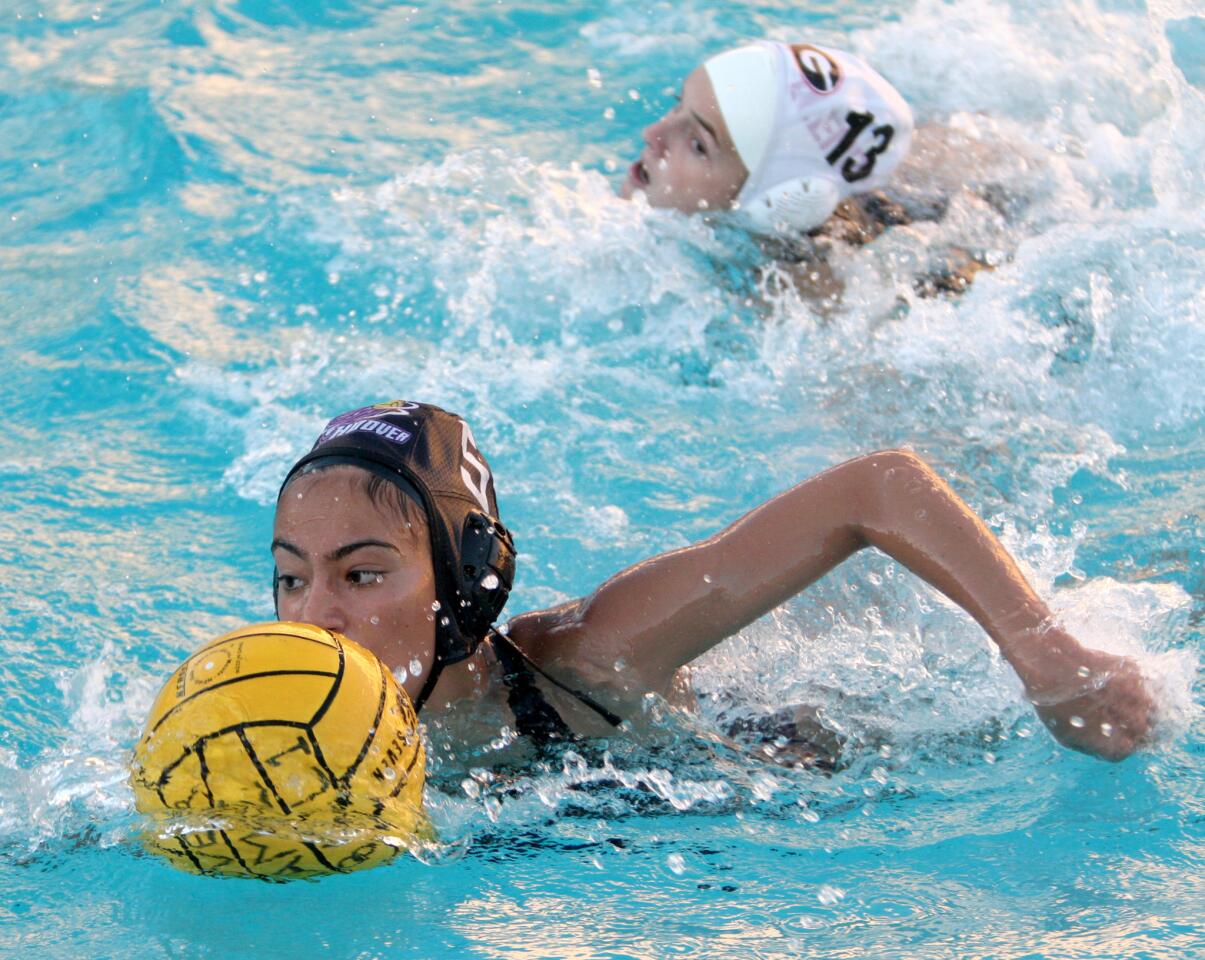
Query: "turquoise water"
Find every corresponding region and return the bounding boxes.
[1,0,1202,957]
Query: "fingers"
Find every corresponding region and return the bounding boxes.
[1034,664,1155,761]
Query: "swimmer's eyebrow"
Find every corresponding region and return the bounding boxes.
[691,111,720,145]
[271,538,400,561]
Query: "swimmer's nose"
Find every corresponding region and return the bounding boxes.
[643,116,668,153]
[298,583,348,634]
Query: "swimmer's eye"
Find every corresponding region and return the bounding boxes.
[276,574,304,593]
[691,137,708,157]
[348,569,386,587]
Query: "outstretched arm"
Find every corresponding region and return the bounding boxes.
[510,450,1152,760]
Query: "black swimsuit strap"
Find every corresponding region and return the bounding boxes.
[489,631,623,746]
[491,632,575,746]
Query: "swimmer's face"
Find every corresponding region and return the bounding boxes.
[272,466,437,697]
[620,66,748,214]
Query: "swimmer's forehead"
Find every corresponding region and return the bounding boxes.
[273,468,421,546]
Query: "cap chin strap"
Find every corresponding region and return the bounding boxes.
[740,176,840,234]
[414,511,516,713]
[411,604,480,714]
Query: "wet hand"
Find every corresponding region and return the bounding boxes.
[1026,648,1154,761]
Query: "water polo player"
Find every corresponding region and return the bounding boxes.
[271,400,1154,763]
[619,40,992,299]
[620,41,912,233]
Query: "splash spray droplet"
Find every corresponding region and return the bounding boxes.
[481,573,500,590]
[1069,715,1085,728]
[409,659,423,677]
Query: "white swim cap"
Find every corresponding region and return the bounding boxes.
[704,41,914,233]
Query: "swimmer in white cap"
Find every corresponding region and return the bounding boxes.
[620,41,914,235]
[620,41,992,300]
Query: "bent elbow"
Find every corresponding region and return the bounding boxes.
[844,448,943,534]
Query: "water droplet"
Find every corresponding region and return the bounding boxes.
[1069,715,1085,728]
[627,88,640,100]
[613,658,626,672]
[496,622,510,636]
[369,616,380,625]
[1100,723,1114,737]
[1077,665,1092,678]
[409,659,423,677]
[702,574,712,584]
[382,767,396,780]
[603,107,615,120]
[431,601,441,612]
[586,67,602,88]
[439,616,450,627]
[666,853,686,875]
[481,573,500,590]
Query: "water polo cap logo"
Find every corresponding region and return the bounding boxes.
[791,45,842,95]
[313,401,419,448]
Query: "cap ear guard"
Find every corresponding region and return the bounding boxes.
[741,176,841,235]
[450,512,516,655]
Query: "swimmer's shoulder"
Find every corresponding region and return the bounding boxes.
[501,606,692,737]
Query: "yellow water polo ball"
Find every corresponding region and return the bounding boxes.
[130,621,426,880]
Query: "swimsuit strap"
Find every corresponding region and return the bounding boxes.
[489,631,623,746]
[490,632,575,746]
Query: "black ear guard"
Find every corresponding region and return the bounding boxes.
[445,512,516,662]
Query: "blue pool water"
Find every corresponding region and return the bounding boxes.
[1,0,1202,956]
